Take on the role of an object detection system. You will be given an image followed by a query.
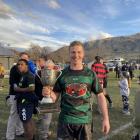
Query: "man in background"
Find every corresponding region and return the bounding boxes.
[15,59,37,140]
[6,52,37,140]
[91,56,113,108]
[19,52,37,74]
[35,56,54,140]
[0,63,5,90]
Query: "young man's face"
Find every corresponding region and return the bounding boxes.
[38,58,46,68]
[69,45,84,65]
[20,54,29,61]
[18,61,28,73]
[100,59,104,64]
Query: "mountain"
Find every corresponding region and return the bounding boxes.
[49,33,140,63]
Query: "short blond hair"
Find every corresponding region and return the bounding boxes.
[69,41,84,50]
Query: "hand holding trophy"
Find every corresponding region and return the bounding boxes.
[42,86,53,103]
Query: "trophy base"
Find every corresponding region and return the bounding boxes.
[40,97,53,104]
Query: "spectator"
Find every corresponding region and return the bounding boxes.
[19,52,37,74]
[91,56,113,108]
[129,64,134,80]
[0,63,5,90]
[121,63,129,72]
[35,56,54,140]
[118,72,130,115]
[6,52,37,140]
[15,59,38,140]
[115,64,121,78]
[6,62,24,140]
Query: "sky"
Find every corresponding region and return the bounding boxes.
[0,0,140,50]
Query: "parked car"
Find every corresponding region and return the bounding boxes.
[106,62,116,71]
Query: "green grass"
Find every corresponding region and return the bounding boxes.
[0,70,140,140]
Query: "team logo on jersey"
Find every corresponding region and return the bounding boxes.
[66,83,87,98]
[19,77,24,87]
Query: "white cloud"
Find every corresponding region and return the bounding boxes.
[29,34,68,49]
[0,16,50,48]
[9,16,49,33]
[88,31,113,41]
[43,0,61,9]
[0,16,45,48]
[0,15,67,50]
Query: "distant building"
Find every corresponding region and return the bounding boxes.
[0,45,14,70]
[107,57,124,66]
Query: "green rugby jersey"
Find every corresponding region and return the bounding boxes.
[53,66,102,124]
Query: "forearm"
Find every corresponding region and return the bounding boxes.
[14,86,35,92]
[97,93,109,120]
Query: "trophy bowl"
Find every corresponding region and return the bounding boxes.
[40,68,61,86]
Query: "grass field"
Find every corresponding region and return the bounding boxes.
[0,71,139,140]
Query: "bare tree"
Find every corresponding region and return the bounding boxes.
[26,43,42,60]
[41,46,53,59]
[26,44,54,61]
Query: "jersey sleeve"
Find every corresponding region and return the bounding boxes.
[91,72,103,94]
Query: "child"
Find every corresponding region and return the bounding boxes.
[118,71,130,115]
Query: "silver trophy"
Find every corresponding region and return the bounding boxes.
[37,67,61,104]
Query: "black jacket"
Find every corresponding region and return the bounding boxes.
[9,65,21,95]
[35,71,43,101]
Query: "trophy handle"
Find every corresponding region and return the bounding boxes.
[56,69,62,81]
[36,71,41,81]
[36,68,62,86]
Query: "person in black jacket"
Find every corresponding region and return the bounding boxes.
[15,59,37,140]
[129,64,134,80]
[122,63,129,72]
[35,56,54,139]
[115,64,121,78]
[6,63,24,140]
[6,52,36,140]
